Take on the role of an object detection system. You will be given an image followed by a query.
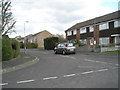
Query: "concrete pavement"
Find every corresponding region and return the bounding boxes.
[1,50,39,74]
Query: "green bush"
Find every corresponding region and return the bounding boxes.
[2,36,20,61]
[44,37,58,50]
[11,39,20,58]
[2,36,13,61]
[26,43,38,48]
[20,42,24,48]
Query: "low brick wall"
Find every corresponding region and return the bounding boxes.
[101,47,120,52]
[76,46,120,52]
[76,46,91,52]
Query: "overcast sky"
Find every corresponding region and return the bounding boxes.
[9,0,119,38]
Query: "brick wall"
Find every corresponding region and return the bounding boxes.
[76,29,80,41]
[65,31,68,41]
[93,25,99,44]
[36,31,53,47]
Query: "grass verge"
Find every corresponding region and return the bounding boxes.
[104,50,120,53]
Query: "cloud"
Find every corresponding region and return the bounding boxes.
[10,0,118,38]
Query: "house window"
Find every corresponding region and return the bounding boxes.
[80,39,87,44]
[90,38,94,45]
[114,19,120,28]
[115,36,120,44]
[99,37,109,45]
[99,22,109,30]
[67,31,72,36]
[89,26,94,32]
[80,27,86,34]
[73,30,77,35]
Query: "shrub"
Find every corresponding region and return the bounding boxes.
[11,39,20,58]
[44,37,58,50]
[20,42,24,48]
[2,36,20,61]
[2,36,13,61]
[26,43,38,48]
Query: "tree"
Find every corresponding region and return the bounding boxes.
[1,0,16,36]
[55,34,66,43]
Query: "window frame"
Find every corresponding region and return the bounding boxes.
[89,26,94,32]
[73,29,77,35]
[99,37,109,45]
[67,31,72,36]
[114,19,120,28]
[80,27,86,34]
[99,22,109,30]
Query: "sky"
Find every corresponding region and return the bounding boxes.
[9,0,119,38]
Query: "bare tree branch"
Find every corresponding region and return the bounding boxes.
[1,0,16,36]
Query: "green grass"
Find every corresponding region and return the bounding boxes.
[104,50,120,53]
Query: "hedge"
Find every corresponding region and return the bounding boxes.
[11,39,20,58]
[26,43,38,48]
[2,36,13,61]
[2,36,20,61]
[44,37,58,50]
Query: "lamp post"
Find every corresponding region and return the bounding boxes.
[24,21,29,54]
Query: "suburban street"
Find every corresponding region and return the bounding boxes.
[2,49,119,88]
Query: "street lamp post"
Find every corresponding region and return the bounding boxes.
[24,21,29,54]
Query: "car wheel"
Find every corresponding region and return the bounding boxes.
[73,52,76,54]
[62,50,66,55]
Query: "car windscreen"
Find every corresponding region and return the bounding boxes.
[66,43,74,47]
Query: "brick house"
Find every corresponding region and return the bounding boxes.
[65,10,120,46]
[26,30,53,47]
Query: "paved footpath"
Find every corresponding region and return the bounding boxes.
[1,50,39,74]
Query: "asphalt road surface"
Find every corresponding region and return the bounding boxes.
[2,49,119,88]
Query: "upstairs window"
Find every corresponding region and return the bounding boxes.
[67,31,72,36]
[73,30,77,35]
[80,27,86,34]
[114,19,120,28]
[99,22,109,30]
[89,26,94,32]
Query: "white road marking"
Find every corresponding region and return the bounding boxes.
[69,57,76,59]
[78,66,93,68]
[0,83,8,86]
[43,77,58,80]
[81,71,94,75]
[63,74,76,77]
[115,64,119,66]
[16,79,35,84]
[97,69,108,72]
[84,59,95,62]
[111,66,120,69]
[59,55,69,58]
[84,59,117,66]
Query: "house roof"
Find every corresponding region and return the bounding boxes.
[65,10,120,32]
[33,30,53,36]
